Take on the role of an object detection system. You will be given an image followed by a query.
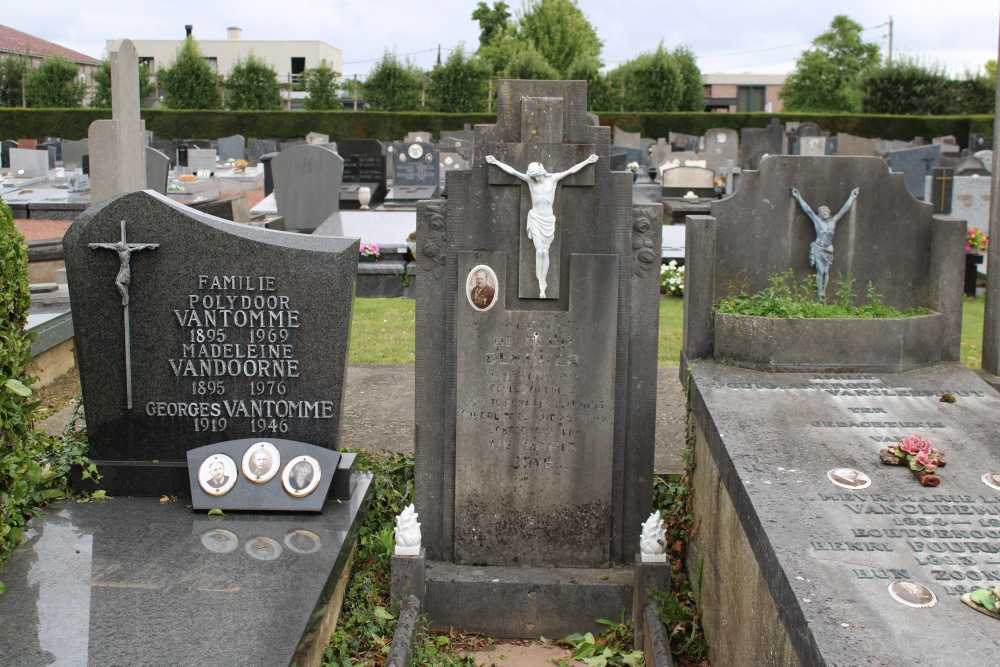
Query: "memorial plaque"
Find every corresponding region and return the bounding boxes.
[9,147,49,178]
[687,362,1000,665]
[338,138,387,209]
[217,134,246,161]
[63,190,358,495]
[386,142,439,201]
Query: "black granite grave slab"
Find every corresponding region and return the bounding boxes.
[387,142,439,201]
[338,138,387,209]
[63,191,358,495]
[0,475,372,667]
[686,361,1000,666]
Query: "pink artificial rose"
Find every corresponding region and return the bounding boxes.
[914,450,937,471]
[900,435,925,456]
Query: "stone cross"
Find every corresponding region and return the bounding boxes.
[88,219,159,408]
[486,96,596,299]
[89,39,147,202]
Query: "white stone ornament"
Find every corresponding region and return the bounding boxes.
[639,510,667,562]
[358,186,371,210]
[394,503,422,556]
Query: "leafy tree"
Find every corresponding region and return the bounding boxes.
[225,53,281,110]
[472,1,511,48]
[672,46,703,112]
[303,60,341,110]
[90,59,154,108]
[606,43,683,112]
[861,58,950,115]
[780,15,880,113]
[0,57,28,107]
[986,60,997,82]
[427,46,488,112]
[517,0,602,78]
[946,70,994,115]
[157,37,222,109]
[363,51,423,111]
[25,55,86,108]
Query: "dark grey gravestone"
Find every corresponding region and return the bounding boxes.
[969,132,994,152]
[41,138,61,163]
[148,139,173,166]
[685,361,1000,666]
[611,146,643,167]
[786,121,825,155]
[247,138,278,163]
[1,139,17,168]
[338,138,387,209]
[217,134,246,161]
[740,118,784,168]
[929,167,954,213]
[271,144,344,232]
[145,146,170,194]
[61,139,90,169]
[609,152,628,171]
[63,190,358,495]
[440,131,475,161]
[415,79,662,572]
[0,476,373,667]
[404,131,432,144]
[187,147,218,173]
[386,142,439,201]
[669,131,700,152]
[889,144,941,199]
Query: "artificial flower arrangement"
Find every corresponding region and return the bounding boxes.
[967,227,988,253]
[626,161,640,174]
[962,584,1000,620]
[359,241,380,259]
[878,434,946,486]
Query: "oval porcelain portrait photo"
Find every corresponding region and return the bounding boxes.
[466,264,498,312]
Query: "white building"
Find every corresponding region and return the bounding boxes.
[122,26,343,88]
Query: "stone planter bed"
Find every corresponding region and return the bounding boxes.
[713,310,947,372]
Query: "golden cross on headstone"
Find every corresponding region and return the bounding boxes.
[486,96,596,299]
[933,169,953,214]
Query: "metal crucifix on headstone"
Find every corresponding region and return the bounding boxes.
[485,96,596,299]
[89,219,159,409]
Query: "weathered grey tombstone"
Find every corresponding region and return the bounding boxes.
[305,132,330,146]
[835,133,876,156]
[669,131,701,152]
[272,144,344,231]
[338,138,387,209]
[647,138,670,167]
[954,155,990,176]
[414,79,662,637]
[385,142,439,202]
[61,139,90,170]
[969,132,993,152]
[145,146,170,194]
[974,149,993,172]
[889,144,942,199]
[186,148,218,173]
[9,148,49,178]
[614,127,641,149]
[611,146,643,167]
[247,138,278,163]
[609,152,629,171]
[798,135,827,156]
[680,155,981,667]
[701,128,739,172]
[662,165,716,197]
[786,121,826,155]
[62,190,359,495]
[440,129,475,161]
[404,131,432,144]
[216,134,245,161]
[948,174,992,234]
[875,138,912,156]
[740,118,784,168]
[88,39,146,202]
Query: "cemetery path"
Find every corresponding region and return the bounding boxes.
[15,218,72,241]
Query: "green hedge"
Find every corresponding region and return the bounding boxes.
[0,108,993,148]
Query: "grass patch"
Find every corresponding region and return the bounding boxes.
[962,295,985,368]
[716,270,924,319]
[349,298,415,364]
[659,297,684,366]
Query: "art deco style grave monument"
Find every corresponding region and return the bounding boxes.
[412,80,662,635]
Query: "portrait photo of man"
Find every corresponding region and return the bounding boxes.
[242,442,280,483]
[198,453,237,496]
[467,265,498,311]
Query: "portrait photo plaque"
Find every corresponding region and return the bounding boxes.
[198,454,238,496]
[242,441,280,484]
[981,472,1000,491]
[826,467,871,490]
[283,456,321,498]
[887,580,937,608]
[466,264,499,312]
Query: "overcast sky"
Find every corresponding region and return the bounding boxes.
[11,0,998,79]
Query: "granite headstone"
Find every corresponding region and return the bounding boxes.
[9,147,49,178]
[145,146,170,194]
[740,118,784,169]
[337,138,387,209]
[63,190,359,495]
[217,134,246,162]
[271,144,344,232]
[386,142,439,201]
[889,144,942,199]
[61,139,90,170]
[702,128,739,172]
[248,138,278,163]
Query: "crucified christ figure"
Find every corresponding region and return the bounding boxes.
[790,186,860,303]
[485,153,599,298]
